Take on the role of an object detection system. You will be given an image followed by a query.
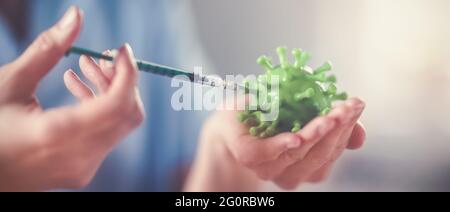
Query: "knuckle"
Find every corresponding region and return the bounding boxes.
[280,133,298,142]
[36,31,60,54]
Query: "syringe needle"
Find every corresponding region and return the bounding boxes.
[66,46,249,92]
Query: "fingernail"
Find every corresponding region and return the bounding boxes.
[58,6,78,30]
[123,43,134,58]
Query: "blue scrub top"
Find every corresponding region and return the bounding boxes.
[0,0,209,191]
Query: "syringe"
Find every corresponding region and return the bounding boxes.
[66,46,249,92]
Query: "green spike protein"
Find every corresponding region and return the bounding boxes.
[238,47,348,138]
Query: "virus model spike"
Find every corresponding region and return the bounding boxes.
[239,47,348,138]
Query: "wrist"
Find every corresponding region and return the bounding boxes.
[185,113,261,192]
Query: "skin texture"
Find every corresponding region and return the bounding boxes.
[185,97,366,191]
[0,7,144,191]
[184,47,365,191]
[0,5,365,192]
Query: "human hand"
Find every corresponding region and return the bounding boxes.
[0,6,144,191]
[186,97,365,191]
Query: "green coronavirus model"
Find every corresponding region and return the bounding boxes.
[238,47,348,138]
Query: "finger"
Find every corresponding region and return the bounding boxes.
[61,44,142,128]
[287,116,336,161]
[335,98,366,150]
[300,125,346,168]
[63,69,95,100]
[79,55,111,93]
[347,122,366,150]
[306,161,334,183]
[45,45,143,145]
[327,98,360,125]
[305,100,365,183]
[251,149,302,181]
[233,133,301,167]
[9,6,82,93]
[287,101,354,161]
[274,125,346,189]
[305,123,357,184]
[257,116,336,181]
[301,99,363,168]
[304,118,361,185]
[252,99,362,183]
[273,98,365,188]
[107,44,138,102]
[327,98,366,161]
[306,123,362,185]
[99,50,112,69]
[99,50,115,80]
[285,97,362,161]
[253,116,342,181]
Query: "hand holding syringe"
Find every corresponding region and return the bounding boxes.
[66,46,248,92]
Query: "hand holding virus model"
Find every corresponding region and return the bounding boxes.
[239,47,348,138]
[187,96,366,191]
[185,47,367,191]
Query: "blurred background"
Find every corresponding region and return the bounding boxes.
[191,0,450,191]
[1,0,450,191]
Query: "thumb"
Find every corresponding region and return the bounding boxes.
[9,6,83,93]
